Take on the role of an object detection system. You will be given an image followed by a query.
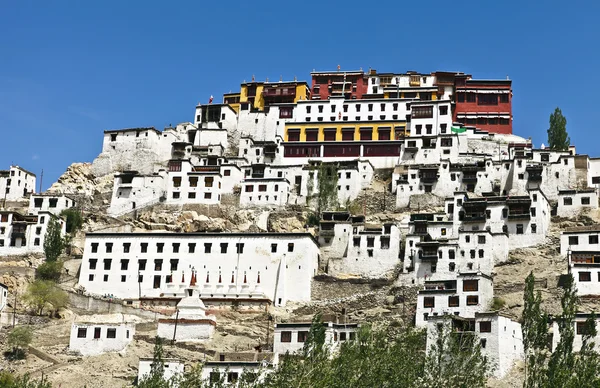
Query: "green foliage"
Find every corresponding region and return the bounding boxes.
[490,296,506,311]
[35,260,63,282]
[7,325,34,360]
[0,372,51,388]
[43,218,64,262]
[422,319,489,387]
[316,164,339,213]
[60,208,84,234]
[305,212,319,227]
[24,280,68,316]
[547,107,570,151]
[138,337,173,388]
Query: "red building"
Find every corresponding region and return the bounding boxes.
[453,75,513,135]
[310,70,368,100]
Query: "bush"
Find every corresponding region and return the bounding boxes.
[7,326,33,360]
[306,212,320,227]
[60,208,84,234]
[36,261,63,282]
[490,297,506,311]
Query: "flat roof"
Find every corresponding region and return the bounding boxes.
[104,127,160,134]
[85,232,319,245]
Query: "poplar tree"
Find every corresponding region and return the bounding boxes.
[43,218,64,262]
[547,107,570,151]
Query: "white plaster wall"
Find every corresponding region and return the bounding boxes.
[0,166,36,201]
[294,98,410,123]
[570,266,600,296]
[197,129,228,149]
[239,180,290,208]
[237,106,292,142]
[273,324,357,355]
[552,316,600,353]
[69,323,135,356]
[77,233,319,306]
[560,230,600,256]
[409,101,453,137]
[28,195,75,216]
[108,174,166,216]
[557,191,598,218]
[157,321,215,342]
[138,359,184,383]
[0,212,65,256]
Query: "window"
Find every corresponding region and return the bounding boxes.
[479,321,492,333]
[463,280,479,291]
[156,243,164,253]
[258,185,267,192]
[569,236,579,245]
[120,259,129,271]
[106,328,117,339]
[380,236,390,249]
[415,125,422,135]
[465,236,470,243]
[531,224,537,233]
[439,105,448,115]
[138,259,147,271]
[288,243,294,252]
[188,243,196,253]
[579,272,591,282]
[478,94,498,105]
[172,177,181,187]
[449,250,455,260]
[424,297,435,308]
[500,94,509,103]
[123,243,130,253]
[204,193,211,199]
[91,243,99,253]
[154,259,163,271]
[172,243,180,253]
[204,243,212,253]
[281,331,292,342]
[227,372,239,383]
[94,327,101,339]
[141,243,148,253]
[220,243,228,253]
[564,197,573,206]
[88,274,94,281]
[236,243,245,254]
[34,238,40,246]
[577,322,589,335]
[340,332,347,341]
[590,235,599,244]
[582,197,591,205]
[367,237,375,247]
[204,177,214,188]
[412,106,433,118]
[153,275,161,288]
[478,236,486,244]
[77,328,87,338]
[103,259,112,270]
[121,275,126,282]
[189,177,198,187]
[426,124,432,134]
[297,331,308,342]
[353,237,360,247]
[224,169,231,176]
[103,274,109,282]
[448,296,459,307]
[170,259,179,271]
[516,224,524,235]
[479,249,484,258]
[467,295,479,305]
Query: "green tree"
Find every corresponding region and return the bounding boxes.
[43,218,64,262]
[547,107,570,151]
[35,260,63,282]
[60,208,84,234]
[24,280,68,316]
[0,371,51,388]
[522,272,549,388]
[138,337,174,388]
[7,325,34,360]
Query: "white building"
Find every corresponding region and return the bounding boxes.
[157,289,216,342]
[201,353,277,386]
[426,312,523,378]
[557,189,598,218]
[0,166,36,202]
[415,272,493,327]
[273,320,359,355]
[239,177,290,208]
[138,358,185,384]
[318,212,401,278]
[166,159,243,205]
[92,127,186,177]
[552,313,600,353]
[0,211,66,256]
[107,170,166,216]
[28,193,76,216]
[561,226,600,296]
[69,314,136,356]
[77,232,320,307]
[0,282,8,328]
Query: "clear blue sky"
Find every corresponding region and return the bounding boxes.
[1,1,599,190]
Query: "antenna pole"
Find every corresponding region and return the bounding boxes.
[39,169,43,193]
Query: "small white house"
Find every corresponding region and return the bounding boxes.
[561,226,600,296]
[426,312,524,378]
[273,320,359,355]
[28,193,76,216]
[201,353,277,386]
[69,314,137,356]
[157,289,216,342]
[415,272,493,327]
[557,189,598,218]
[0,282,8,328]
[138,358,185,384]
[0,165,36,202]
[107,170,166,216]
[0,211,66,256]
[552,313,600,353]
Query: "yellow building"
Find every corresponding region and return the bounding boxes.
[223,79,310,113]
[284,121,408,142]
